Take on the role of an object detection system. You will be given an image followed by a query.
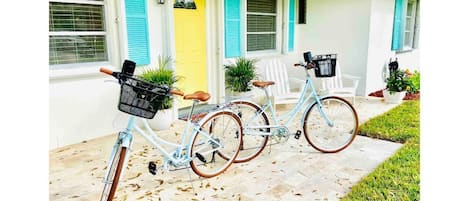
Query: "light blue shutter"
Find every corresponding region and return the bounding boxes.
[125,0,150,65]
[224,0,241,58]
[391,0,405,50]
[288,0,295,52]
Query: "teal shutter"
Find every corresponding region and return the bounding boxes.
[391,0,406,50]
[288,0,295,52]
[125,0,150,65]
[224,0,241,58]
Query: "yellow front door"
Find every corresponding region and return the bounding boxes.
[174,0,207,108]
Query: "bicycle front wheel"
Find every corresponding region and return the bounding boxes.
[190,110,242,178]
[303,96,358,153]
[229,100,269,163]
[100,146,127,201]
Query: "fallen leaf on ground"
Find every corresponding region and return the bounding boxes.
[127,172,142,180]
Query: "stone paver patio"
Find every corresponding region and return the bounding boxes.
[50,97,402,201]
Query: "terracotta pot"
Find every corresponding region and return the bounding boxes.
[383,89,406,104]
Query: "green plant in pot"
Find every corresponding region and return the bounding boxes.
[383,68,411,103]
[140,55,182,130]
[224,57,258,96]
[386,69,410,94]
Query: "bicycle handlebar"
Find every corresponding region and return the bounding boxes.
[293,62,315,69]
[100,67,113,76]
[170,89,184,96]
[99,67,185,97]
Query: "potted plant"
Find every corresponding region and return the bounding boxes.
[224,57,258,100]
[140,55,182,130]
[383,68,411,104]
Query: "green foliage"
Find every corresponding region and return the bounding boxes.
[224,57,258,92]
[407,70,420,94]
[358,100,420,143]
[386,69,411,94]
[342,101,420,201]
[140,56,182,110]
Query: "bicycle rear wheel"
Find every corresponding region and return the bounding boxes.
[100,146,127,201]
[303,96,358,153]
[229,100,269,163]
[190,110,242,178]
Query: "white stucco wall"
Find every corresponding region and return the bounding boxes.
[288,0,420,95]
[294,0,372,96]
[49,2,167,150]
[364,0,420,94]
[365,0,396,94]
[396,49,420,71]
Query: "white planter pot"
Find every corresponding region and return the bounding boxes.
[148,109,173,131]
[383,90,406,104]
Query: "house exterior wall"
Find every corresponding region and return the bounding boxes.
[49,1,168,149]
[294,0,372,96]
[290,0,419,95]
[365,0,396,93]
[365,0,420,94]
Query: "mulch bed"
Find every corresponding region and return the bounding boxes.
[368,89,420,100]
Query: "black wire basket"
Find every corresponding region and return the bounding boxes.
[311,54,337,77]
[118,76,169,119]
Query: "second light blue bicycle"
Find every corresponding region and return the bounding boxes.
[227,54,359,163]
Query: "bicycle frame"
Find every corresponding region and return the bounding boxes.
[103,101,226,179]
[236,68,334,136]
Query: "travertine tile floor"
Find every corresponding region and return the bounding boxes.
[50,97,403,201]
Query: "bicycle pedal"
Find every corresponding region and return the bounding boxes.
[148,161,157,175]
[294,130,301,139]
[195,152,207,163]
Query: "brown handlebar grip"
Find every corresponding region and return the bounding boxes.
[293,63,301,67]
[170,89,184,96]
[100,67,113,75]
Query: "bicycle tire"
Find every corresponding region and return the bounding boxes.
[190,110,242,178]
[303,96,358,153]
[100,146,127,201]
[229,100,270,163]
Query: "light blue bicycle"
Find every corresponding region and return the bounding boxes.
[227,56,359,163]
[99,63,242,201]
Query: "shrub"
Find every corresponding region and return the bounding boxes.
[140,56,182,110]
[407,70,420,94]
[224,57,258,92]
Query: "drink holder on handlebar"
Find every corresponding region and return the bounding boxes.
[118,74,169,119]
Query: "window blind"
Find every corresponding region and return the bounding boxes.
[49,1,107,65]
[247,0,276,51]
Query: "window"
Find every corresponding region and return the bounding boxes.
[403,0,418,49]
[246,0,277,52]
[49,0,108,67]
[224,0,294,57]
[391,0,419,51]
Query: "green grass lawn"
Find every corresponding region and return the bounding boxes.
[341,100,420,201]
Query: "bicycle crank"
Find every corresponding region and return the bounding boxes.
[294,130,301,139]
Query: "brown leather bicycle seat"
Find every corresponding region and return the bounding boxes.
[184,91,211,102]
[252,81,275,88]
